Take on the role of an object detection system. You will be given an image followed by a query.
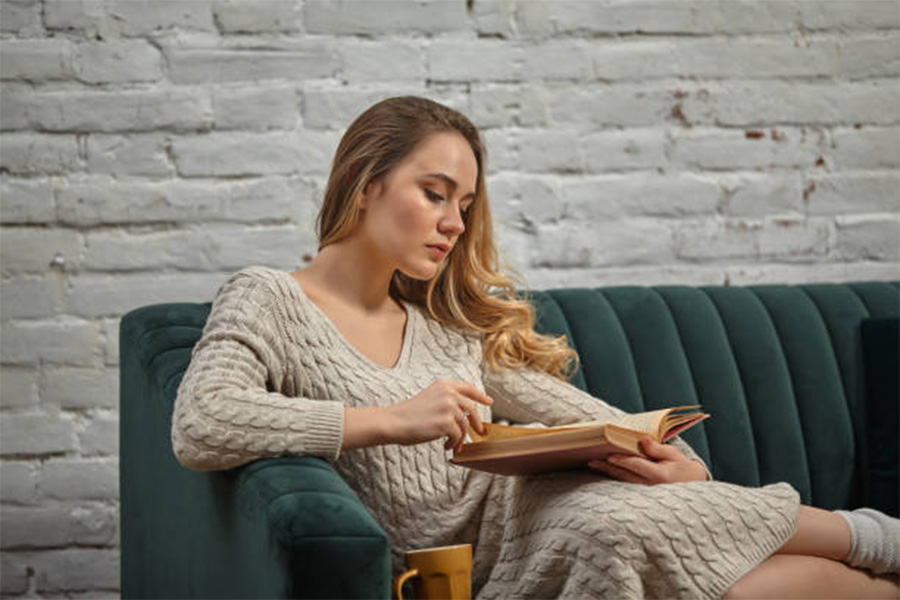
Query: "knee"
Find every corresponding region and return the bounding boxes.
[722,578,751,600]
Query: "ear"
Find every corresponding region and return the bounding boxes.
[359,179,379,210]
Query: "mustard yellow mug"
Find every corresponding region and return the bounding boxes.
[392,543,472,600]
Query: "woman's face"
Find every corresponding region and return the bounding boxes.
[358,130,478,280]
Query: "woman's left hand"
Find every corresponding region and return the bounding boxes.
[587,436,709,484]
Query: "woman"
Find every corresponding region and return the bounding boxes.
[172,96,899,598]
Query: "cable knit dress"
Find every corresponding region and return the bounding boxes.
[172,266,801,599]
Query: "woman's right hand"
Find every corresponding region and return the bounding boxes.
[383,379,494,452]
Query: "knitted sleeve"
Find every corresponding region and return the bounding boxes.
[481,362,709,475]
[171,268,345,471]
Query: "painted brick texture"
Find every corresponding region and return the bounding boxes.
[1,0,898,597]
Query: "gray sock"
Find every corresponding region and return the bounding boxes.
[835,508,900,576]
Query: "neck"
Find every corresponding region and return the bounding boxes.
[301,238,399,314]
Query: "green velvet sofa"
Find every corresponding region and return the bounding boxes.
[120,281,899,599]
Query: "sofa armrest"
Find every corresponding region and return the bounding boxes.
[234,456,392,599]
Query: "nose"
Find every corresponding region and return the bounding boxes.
[438,203,466,237]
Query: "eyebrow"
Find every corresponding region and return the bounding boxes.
[423,172,476,201]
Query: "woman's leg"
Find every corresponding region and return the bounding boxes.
[724,505,899,599]
[724,555,899,600]
[775,505,851,560]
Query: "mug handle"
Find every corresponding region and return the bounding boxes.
[393,568,420,600]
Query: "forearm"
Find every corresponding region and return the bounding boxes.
[342,406,392,450]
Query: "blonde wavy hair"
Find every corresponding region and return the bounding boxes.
[316,96,578,380]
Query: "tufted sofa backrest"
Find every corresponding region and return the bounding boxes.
[528,282,899,512]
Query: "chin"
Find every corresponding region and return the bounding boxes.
[398,262,442,282]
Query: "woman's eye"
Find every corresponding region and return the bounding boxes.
[425,189,444,202]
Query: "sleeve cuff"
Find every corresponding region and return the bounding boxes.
[295,400,345,462]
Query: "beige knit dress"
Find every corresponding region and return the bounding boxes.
[172,266,800,599]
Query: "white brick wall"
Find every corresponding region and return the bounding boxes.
[1,0,898,597]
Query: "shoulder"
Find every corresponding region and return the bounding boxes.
[215,265,293,303]
[209,265,300,324]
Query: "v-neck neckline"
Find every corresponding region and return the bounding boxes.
[280,270,415,373]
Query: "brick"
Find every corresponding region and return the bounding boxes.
[64,271,230,317]
[0,550,29,594]
[533,219,673,268]
[805,172,900,215]
[516,1,799,37]
[171,131,304,176]
[471,0,516,38]
[0,412,78,456]
[469,85,548,128]
[43,367,118,410]
[302,86,426,130]
[591,37,844,82]
[86,134,172,177]
[527,265,728,290]
[0,367,40,409]
[0,228,82,273]
[691,79,899,127]
[493,223,531,275]
[0,39,75,81]
[719,173,805,217]
[482,128,516,173]
[57,178,227,225]
[213,85,299,130]
[45,0,214,36]
[668,127,823,171]
[0,134,80,175]
[581,128,668,172]
[80,413,118,456]
[0,461,39,504]
[831,126,900,170]
[519,130,585,173]
[726,261,900,286]
[0,177,57,224]
[2,87,212,133]
[84,224,313,271]
[1,503,117,548]
[837,33,900,79]
[226,176,316,222]
[835,214,900,261]
[213,0,302,32]
[340,40,426,82]
[102,318,119,366]
[524,40,593,81]
[507,174,563,225]
[73,40,162,84]
[758,217,832,260]
[0,274,62,319]
[797,1,900,31]
[674,218,762,261]
[2,506,69,548]
[165,38,338,84]
[41,459,119,501]
[9,548,120,592]
[0,319,101,366]
[0,0,43,35]
[305,0,467,35]
[559,173,719,219]
[428,41,524,82]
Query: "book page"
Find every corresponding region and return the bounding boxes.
[608,409,670,436]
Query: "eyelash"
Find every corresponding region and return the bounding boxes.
[425,189,469,217]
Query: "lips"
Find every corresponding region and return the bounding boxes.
[426,244,450,259]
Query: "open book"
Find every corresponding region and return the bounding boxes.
[450,405,709,476]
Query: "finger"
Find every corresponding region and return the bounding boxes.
[640,436,681,461]
[587,459,648,485]
[459,399,487,436]
[605,453,664,482]
[454,381,494,406]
